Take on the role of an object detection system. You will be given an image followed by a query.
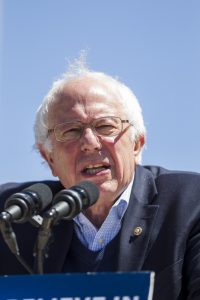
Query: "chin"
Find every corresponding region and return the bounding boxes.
[97,180,118,195]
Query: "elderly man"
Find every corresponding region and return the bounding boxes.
[0,59,200,300]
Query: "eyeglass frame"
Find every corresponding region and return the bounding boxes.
[47,116,133,142]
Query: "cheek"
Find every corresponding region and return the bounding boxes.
[51,144,77,180]
[112,138,135,175]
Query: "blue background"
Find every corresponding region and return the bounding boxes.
[1,0,200,183]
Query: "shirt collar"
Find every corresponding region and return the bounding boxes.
[114,175,134,206]
[112,175,134,219]
[74,175,134,225]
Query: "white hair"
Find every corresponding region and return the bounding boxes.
[34,55,146,160]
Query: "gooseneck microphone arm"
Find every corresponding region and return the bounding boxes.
[34,181,99,274]
[0,211,34,274]
[33,212,56,274]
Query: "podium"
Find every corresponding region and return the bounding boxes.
[0,272,154,300]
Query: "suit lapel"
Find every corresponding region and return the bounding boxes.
[118,165,159,271]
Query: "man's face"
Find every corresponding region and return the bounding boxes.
[42,79,143,204]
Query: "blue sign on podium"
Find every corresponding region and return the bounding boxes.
[0,272,154,300]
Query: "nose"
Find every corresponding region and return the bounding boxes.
[80,128,102,153]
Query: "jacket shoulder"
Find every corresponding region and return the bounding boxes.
[143,165,200,180]
[142,165,200,196]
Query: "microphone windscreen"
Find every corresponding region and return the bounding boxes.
[74,181,99,206]
[23,183,53,210]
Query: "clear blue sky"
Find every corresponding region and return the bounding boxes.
[1,0,200,183]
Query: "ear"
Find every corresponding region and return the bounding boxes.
[133,135,145,164]
[37,144,58,177]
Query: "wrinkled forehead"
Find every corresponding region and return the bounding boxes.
[47,78,125,124]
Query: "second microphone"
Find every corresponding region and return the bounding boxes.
[44,180,99,222]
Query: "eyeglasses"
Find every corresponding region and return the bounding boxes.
[47,116,132,142]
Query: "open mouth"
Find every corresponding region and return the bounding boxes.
[82,164,110,175]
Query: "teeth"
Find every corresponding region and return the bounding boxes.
[85,167,106,175]
[83,164,109,175]
[86,164,104,169]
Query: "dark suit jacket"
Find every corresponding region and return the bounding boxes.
[0,165,200,300]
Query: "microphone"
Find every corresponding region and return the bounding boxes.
[0,183,53,274]
[34,181,99,274]
[1,183,53,225]
[45,180,99,221]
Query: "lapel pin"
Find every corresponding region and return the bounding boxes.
[133,226,143,236]
[129,226,143,243]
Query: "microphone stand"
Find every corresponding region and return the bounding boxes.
[0,212,34,274]
[34,210,57,274]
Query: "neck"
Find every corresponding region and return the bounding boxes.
[84,199,114,228]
